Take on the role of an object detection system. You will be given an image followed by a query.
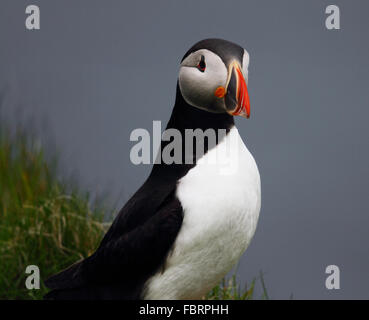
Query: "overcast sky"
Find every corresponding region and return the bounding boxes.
[1,0,369,299]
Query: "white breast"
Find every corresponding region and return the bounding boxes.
[143,127,261,299]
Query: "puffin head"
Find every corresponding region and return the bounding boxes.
[179,38,250,118]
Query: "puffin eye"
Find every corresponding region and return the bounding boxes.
[197,55,206,72]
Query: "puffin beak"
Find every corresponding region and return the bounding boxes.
[224,61,250,118]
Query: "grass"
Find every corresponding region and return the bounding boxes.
[206,275,256,300]
[206,271,269,300]
[0,126,106,299]
[0,123,267,300]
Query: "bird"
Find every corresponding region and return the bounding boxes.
[44,38,261,300]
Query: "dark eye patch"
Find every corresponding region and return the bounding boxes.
[197,55,206,72]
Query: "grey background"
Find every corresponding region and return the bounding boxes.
[1,0,368,299]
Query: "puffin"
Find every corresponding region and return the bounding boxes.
[45,38,261,300]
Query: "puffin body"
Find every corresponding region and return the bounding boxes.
[45,38,261,300]
[144,126,260,299]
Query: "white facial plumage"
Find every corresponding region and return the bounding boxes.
[179,49,227,113]
[179,48,250,113]
[242,49,250,85]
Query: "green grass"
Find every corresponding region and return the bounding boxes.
[0,124,267,300]
[0,126,106,299]
[205,275,256,300]
[206,271,269,300]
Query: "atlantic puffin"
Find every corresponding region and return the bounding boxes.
[45,38,261,300]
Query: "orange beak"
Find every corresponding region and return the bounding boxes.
[224,61,250,119]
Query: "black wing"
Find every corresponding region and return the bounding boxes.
[44,183,183,300]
